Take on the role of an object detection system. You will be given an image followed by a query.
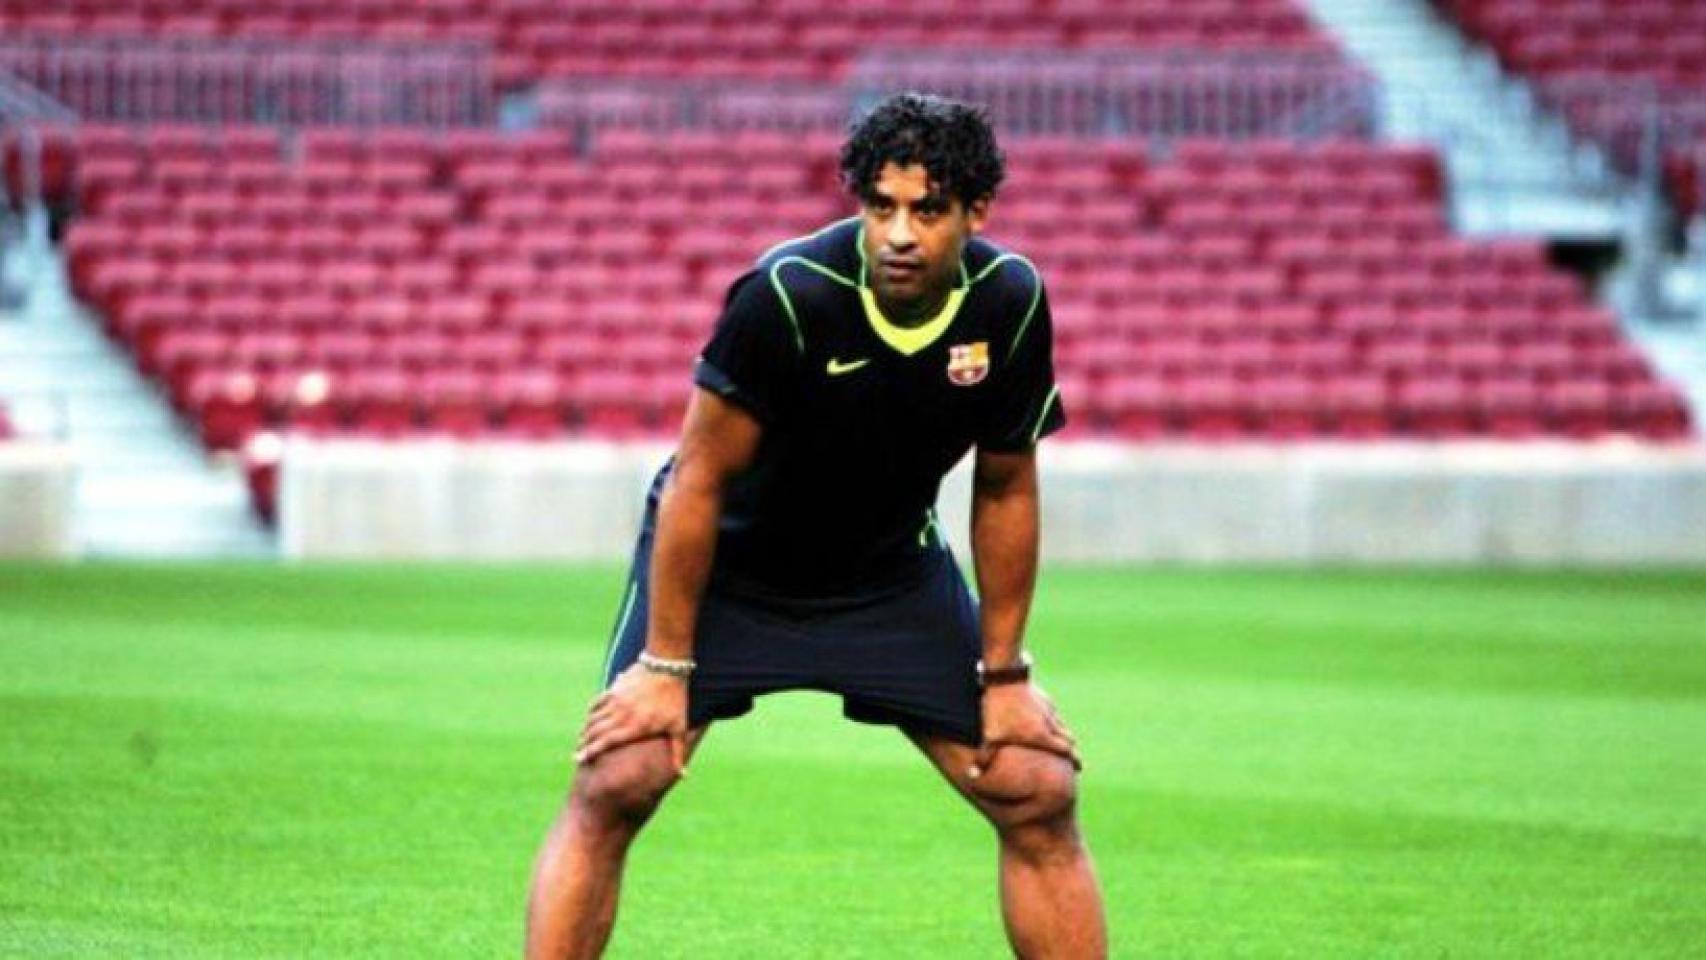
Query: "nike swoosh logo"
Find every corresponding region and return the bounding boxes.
[826,357,872,376]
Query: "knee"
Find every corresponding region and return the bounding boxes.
[568,741,678,830]
[969,749,1081,851]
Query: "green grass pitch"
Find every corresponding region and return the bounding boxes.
[2,563,1703,957]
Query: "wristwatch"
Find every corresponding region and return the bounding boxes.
[976,651,1033,688]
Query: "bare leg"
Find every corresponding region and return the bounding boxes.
[909,732,1108,959]
[525,730,706,960]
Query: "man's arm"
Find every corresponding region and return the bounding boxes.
[969,447,1079,777]
[645,387,762,660]
[575,387,762,772]
[971,448,1042,671]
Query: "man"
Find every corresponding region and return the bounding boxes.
[526,93,1107,959]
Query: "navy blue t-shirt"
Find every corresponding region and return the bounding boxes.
[656,217,1064,604]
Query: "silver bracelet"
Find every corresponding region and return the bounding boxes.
[638,651,696,679]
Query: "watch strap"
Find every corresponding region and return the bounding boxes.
[977,651,1034,687]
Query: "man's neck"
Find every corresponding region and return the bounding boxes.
[875,285,953,329]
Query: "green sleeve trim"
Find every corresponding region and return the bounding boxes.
[970,252,1022,285]
[768,255,859,355]
[756,217,857,265]
[598,580,640,688]
[774,255,858,288]
[766,267,803,353]
[965,252,1045,362]
[1003,255,1045,363]
[1029,384,1062,446]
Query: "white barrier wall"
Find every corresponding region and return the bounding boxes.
[949,442,1706,565]
[280,440,673,561]
[281,439,1706,566]
[0,443,75,558]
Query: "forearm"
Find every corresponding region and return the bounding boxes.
[644,463,724,661]
[971,468,1040,668]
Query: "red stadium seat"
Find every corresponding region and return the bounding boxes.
[1474,376,1545,439]
[420,369,491,438]
[276,371,344,437]
[1395,377,1475,438]
[1250,376,1321,439]
[491,368,569,439]
[572,369,649,436]
[346,368,417,437]
[1615,380,1693,441]
[191,368,267,452]
[1321,374,1391,439]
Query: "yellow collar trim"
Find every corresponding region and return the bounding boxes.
[859,285,966,357]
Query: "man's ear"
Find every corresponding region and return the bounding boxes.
[966,196,991,234]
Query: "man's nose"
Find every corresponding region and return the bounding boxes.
[886,212,916,250]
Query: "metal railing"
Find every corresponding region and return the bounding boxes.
[537,81,852,138]
[1528,77,1706,318]
[537,52,1379,142]
[0,67,77,125]
[0,67,75,244]
[1538,78,1706,182]
[847,51,1379,140]
[0,35,495,128]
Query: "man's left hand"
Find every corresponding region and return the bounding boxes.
[972,681,1081,780]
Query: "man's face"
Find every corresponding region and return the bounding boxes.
[860,162,988,313]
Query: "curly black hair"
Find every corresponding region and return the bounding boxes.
[838,92,1005,209]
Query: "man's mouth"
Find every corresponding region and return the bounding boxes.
[879,257,923,282]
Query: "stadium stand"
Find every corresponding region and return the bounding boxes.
[1432,0,1706,215]
[58,124,1691,469]
[0,0,1336,89]
[5,1,1694,530]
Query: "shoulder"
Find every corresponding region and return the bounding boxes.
[755,217,863,293]
[714,219,858,354]
[967,233,1043,287]
[754,218,859,306]
[964,235,1049,356]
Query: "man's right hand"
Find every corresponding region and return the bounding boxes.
[575,664,691,775]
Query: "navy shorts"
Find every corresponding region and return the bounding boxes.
[599,524,985,746]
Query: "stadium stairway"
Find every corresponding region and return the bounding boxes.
[1301,0,1627,239]
[0,229,273,558]
[1304,0,1705,431]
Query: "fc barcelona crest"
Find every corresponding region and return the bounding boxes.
[947,341,990,386]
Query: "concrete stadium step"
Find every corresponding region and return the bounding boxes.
[69,440,204,471]
[0,321,109,354]
[0,362,147,395]
[2,232,276,559]
[76,468,275,559]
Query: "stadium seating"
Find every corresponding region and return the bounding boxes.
[58,123,1692,468]
[0,0,1337,89]
[1004,136,1690,442]
[1433,0,1706,215]
[62,123,844,452]
[1436,0,1706,89]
